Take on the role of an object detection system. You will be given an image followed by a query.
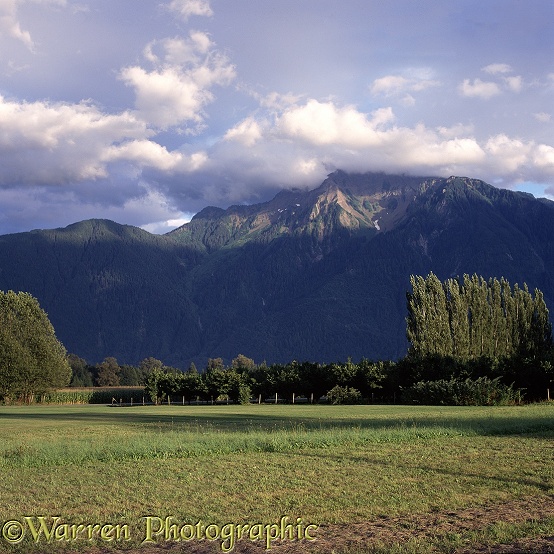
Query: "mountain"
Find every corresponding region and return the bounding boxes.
[0,171,553,367]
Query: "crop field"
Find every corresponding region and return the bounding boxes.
[0,403,553,553]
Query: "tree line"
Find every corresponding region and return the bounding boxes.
[1,273,553,405]
[66,353,391,405]
[404,273,553,401]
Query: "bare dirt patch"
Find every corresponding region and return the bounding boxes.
[64,495,554,554]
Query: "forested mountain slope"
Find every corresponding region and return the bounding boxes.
[0,171,552,367]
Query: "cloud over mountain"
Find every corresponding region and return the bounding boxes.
[0,0,551,235]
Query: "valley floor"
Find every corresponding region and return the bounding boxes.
[1,403,552,553]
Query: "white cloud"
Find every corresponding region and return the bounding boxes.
[141,213,194,234]
[0,95,150,184]
[277,100,394,147]
[437,123,475,139]
[0,93,212,190]
[167,0,213,21]
[0,0,66,50]
[459,78,502,99]
[533,144,554,172]
[224,117,263,146]
[120,32,235,130]
[533,112,551,123]
[370,73,440,99]
[504,75,523,93]
[258,91,304,110]
[482,63,513,75]
[370,75,409,96]
[0,0,33,49]
[484,135,531,172]
[209,97,554,196]
[103,140,184,172]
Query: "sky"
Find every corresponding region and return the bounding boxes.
[0,0,552,235]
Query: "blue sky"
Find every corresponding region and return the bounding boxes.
[0,0,552,234]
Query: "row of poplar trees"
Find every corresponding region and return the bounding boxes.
[405,273,553,400]
[406,273,552,361]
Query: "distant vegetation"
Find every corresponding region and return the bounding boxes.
[2,272,551,406]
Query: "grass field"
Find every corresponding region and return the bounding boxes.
[0,402,553,553]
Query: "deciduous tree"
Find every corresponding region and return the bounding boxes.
[0,290,71,401]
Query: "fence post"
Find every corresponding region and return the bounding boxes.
[292,392,295,404]
[275,392,278,404]
[131,397,133,406]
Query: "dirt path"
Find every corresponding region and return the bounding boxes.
[63,495,554,553]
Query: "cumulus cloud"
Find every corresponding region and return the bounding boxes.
[0,93,211,190]
[120,32,235,130]
[370,75,409,96]
[102,140,209,173]
[207,97,554,198]
[277,100,395,147]
[370,72,440,99]
[224,117,263,146]
[167,0,213,21]
[459,78,502,99]
[533,144,554,170]
[462,65,524,97]
[0,96,150,184]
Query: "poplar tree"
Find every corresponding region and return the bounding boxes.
[406,273,452,358]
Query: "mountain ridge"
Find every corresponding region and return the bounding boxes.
[0,170,552,367]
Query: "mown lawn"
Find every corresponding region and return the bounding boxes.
[0,403,552,553]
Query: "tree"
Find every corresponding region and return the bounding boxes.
[119,364,140,386]
[405,274,553,400]
[407,273,552,364]
[68,354,93,387]
[95,357,120,386]
[204,359,228,401]
[143,367,164,404]
[0,290,71,402]
[225,369,252,404]
[138,357,164,382]
[179,364,206,402]
[231,354,255,371]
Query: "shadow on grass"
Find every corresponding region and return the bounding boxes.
[300,449,554,494]
[1,404,553,438]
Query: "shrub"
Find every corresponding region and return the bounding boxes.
[326,385,362,405]
[401,376,522,406]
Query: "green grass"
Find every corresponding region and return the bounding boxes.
[0,403,552,552]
